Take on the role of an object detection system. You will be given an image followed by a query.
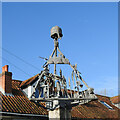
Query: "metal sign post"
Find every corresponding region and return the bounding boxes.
[29,26,97,120]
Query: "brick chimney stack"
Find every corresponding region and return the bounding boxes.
[0,65,12,94]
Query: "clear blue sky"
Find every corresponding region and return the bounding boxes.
[2,2,118,97]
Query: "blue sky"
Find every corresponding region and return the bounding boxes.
[2,2,118,97]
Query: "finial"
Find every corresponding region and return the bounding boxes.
[50,26,63,40]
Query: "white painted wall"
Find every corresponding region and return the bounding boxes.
[28,86,32,98]
[22,82,36,98]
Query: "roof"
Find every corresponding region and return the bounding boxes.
[0,80,48,116]
[0,79,119,119]
[19,74,120,119]
[111,95,120,104]
[20,74,39,89]
[72,95,119,119]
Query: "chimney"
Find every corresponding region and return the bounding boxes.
[0,65,12,94]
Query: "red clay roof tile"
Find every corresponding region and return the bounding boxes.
[71,100,119,119]
[111,95,120,104]
[1,94,48,115]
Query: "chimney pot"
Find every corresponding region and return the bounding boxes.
[2,65,9,72]
[4,65,8,72]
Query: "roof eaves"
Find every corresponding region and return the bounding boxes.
[0,111,48,117]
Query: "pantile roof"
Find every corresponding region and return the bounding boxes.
[1,95,47,115]
[0,80,48,116]
[72,95,119,119]
[12,80,25,96]
[0,78,119,119]
[111,95,120,104]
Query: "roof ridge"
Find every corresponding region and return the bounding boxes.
[111,95,120,98]
[12,79,22,82]
[95,94,110,98]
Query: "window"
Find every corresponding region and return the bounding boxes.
[100,101,113,110]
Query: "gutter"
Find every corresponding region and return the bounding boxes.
[0,111,48,117]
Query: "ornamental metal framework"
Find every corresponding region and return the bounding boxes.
[29,26,97,110]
